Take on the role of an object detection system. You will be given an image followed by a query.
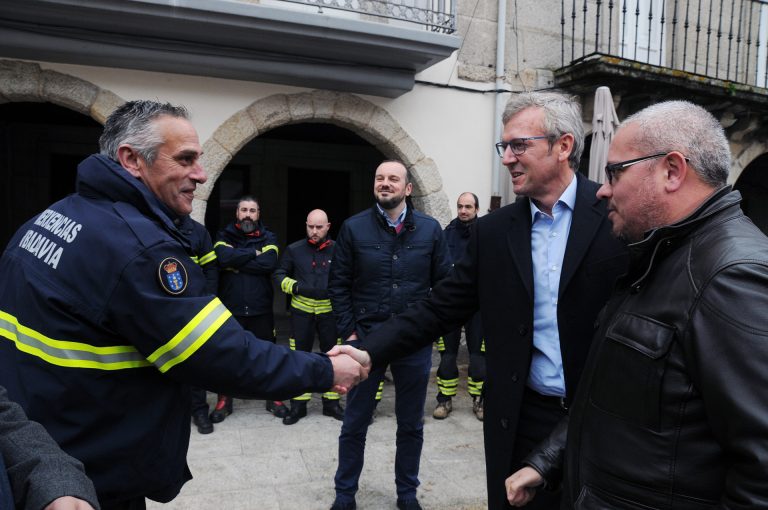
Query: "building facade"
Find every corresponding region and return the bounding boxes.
[2,0,768,243]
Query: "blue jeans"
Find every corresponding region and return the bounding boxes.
[334,344,432,503]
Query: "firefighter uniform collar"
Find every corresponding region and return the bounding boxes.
[75,154,190,251]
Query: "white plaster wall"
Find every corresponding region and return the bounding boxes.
[34,59,499,217]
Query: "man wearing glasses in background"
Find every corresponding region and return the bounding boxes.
[333,91,627,509]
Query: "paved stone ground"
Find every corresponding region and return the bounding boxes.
[148,323,487,510]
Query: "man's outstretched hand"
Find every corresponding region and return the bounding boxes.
[327,344,371,368]
[328,350,370,394]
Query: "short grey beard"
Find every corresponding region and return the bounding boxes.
[240,219,256,234]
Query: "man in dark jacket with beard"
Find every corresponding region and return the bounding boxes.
[213,196,288,421]
[432,192,486,421]
[329,160,450,510]
[506,100,768,509]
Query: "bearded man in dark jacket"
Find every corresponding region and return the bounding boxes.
[506,100,768,509]
[213,196,287,421]
[329,160,450,510]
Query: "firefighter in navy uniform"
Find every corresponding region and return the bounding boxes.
[179,216,218,434]
[433,193,486,421]
[0,101,368,509]
[274,209,344,425]
[213,196,287,421]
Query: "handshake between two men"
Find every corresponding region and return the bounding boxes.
[326,345,373,394]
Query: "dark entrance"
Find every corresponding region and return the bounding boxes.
[205,122,385,244]
[735,154,768,235]
[0,102,101,248]
[204,122,386,315]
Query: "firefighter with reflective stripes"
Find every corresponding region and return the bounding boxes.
[0,101,368,509]
[273,209,344,425]
[212,196,287,421]
[433,193,486,421]
[179,215,219,435]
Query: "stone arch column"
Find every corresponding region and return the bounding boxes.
[0,59,125,125]
[732,140,768,185]
[196,90,451,225]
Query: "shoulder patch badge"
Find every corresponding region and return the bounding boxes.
[158,257,188,295]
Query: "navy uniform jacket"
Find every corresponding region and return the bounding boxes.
[274,237,335,315]
[443,216,475,265]
[215,221,278,316]
[0,155,334,505]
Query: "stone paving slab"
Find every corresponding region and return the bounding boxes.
[148,357,487,510]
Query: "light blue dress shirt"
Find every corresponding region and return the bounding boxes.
[527,175,577,397]
[376,203,407,229]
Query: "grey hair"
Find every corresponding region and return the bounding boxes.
[502,91,585,171]
[622,101,730,187]
[99,100,189,166]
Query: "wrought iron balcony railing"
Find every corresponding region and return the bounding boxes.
[561,0,768,88]
[275,0,456,33]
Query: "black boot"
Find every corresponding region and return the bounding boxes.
[282,400,308,425]
[322,399,344,421]
[192,409,213,434]
[209,395,233,423]
[266,400,288,419]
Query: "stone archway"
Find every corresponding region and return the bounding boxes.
[0,59,124,125]
[195,90,451,225]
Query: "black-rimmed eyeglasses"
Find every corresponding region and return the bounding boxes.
[604,152,683,184]
[495,136,550,157]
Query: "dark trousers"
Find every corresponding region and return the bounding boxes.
[334,344,432,503]
[190,387,208,414]
[236,313,275,343]
[290,309,340,401]
[509,387,568,510]
[291,309,338,353]
[436,311,485,401]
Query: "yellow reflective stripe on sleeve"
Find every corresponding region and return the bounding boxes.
[262,244,279,255]
[147,297,232,373]
[190,255,200,263]
[0,310,150,370]
[198,250,217,266]
[214,241,232,248]
[281,277,297,294]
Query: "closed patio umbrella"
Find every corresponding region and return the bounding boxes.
[588,86,620,184]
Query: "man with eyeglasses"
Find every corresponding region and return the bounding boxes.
[505,100,768,508]
[331,91,627,509]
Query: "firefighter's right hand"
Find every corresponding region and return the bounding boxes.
[329,352,369,394]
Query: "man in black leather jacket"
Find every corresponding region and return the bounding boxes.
[506,100,768,509]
